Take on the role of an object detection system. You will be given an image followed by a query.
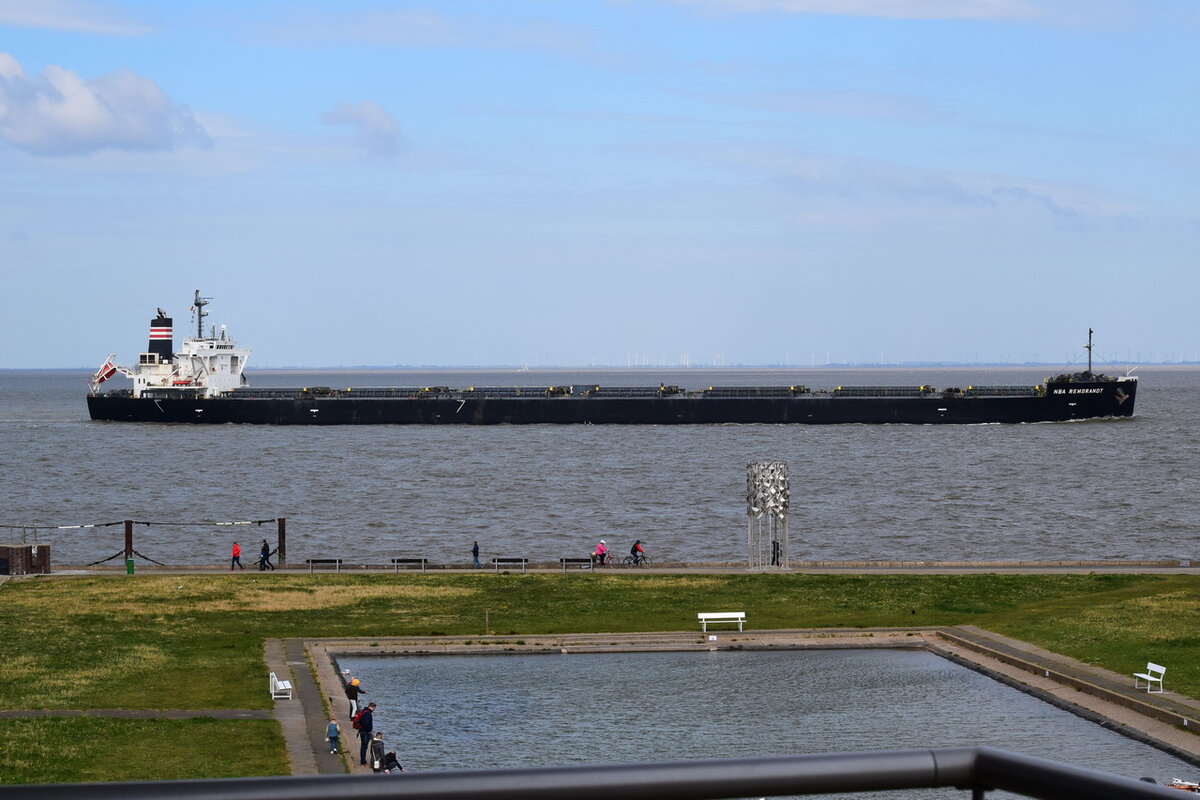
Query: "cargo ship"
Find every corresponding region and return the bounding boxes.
[87,292,1138,425]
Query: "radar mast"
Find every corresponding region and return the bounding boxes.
[192,290,211,339]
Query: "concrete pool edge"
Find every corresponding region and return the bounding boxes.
[292,628,1200,773]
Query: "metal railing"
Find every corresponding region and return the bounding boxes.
[0,747,1189,800]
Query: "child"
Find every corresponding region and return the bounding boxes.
[325,717,341,754]
[381,750,404,773]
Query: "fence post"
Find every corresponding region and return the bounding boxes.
[277,517,286,567]
[124,520,134,575]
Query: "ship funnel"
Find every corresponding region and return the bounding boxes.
[148,311,173,362]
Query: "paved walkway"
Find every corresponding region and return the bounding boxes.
[929,627,1200,764]
[263,638,334,775]
[45,559,1200,575]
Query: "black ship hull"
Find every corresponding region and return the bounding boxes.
[88,379,1136,425]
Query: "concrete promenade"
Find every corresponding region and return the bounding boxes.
[48,558,1200,576]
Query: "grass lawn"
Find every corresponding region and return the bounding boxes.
[0,718,282,784]
[1,571,1197,783]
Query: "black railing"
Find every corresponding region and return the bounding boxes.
[0,747,1188,800]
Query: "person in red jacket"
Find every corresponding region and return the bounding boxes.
[231,542,244,570]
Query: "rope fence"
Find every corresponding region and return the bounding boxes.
[0,517,287,570]
[0,519,280,530]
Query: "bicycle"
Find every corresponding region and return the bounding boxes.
[622,554,652,568]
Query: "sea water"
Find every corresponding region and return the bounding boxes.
[1,366,1196,566]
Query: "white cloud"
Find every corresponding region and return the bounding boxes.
[0,53,209,156]
[320,100,402,159]
[0,0,151,35]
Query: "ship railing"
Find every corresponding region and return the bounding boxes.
[584,386,684,397]
[228,388,308,399]
[8,747,1182,800]
[141,388,205,400]
[832,386,935,397]
[1047,372,1116,383]
[702,386,806,398]
[340,387,452,398]
[962,385,1042,397]
[463,386,572,397]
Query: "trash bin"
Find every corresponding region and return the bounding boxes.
[125,558,135,575]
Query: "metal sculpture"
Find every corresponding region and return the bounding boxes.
[746,460,789,570]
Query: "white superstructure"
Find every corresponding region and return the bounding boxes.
[90,290,250,398]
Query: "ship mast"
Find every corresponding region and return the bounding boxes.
[192,290,211,339]
[1085,327,1094,375]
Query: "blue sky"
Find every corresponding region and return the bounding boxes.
[1,0,1197,368]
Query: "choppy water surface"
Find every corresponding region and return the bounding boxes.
[1,367,1197,565]
[339,649,1197,796]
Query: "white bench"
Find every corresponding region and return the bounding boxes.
[269,671,293,700]
[698,611,745,632]
[1133,662,1165,693]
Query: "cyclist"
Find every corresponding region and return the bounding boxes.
[593,539,609,566]
[630,539,645,565]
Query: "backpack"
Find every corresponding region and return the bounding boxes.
[351,710,365,730]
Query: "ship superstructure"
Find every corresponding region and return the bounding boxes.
[90,290,250,399]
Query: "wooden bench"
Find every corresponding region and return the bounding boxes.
[560,557,593,572]
[492,557,528,573]
[391,557,428,573]
[269,671,293,700]
[698,611,746,632]
[1133,662,1165,693]
[305,558,343,573]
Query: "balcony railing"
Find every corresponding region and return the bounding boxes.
[0,746,1189,800]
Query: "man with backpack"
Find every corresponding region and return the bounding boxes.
[352,702,377,766]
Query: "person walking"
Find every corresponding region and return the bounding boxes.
[472,540,481,569]
[325,717,341,754]
[355,702,376,766]
[345,677,365,716]
[230,542,244,570]
[369,732,385,773]
[258,539,275,571]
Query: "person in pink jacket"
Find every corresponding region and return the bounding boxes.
[592,539,608,566]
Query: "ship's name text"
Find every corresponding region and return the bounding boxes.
[1051,388,1105,395]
